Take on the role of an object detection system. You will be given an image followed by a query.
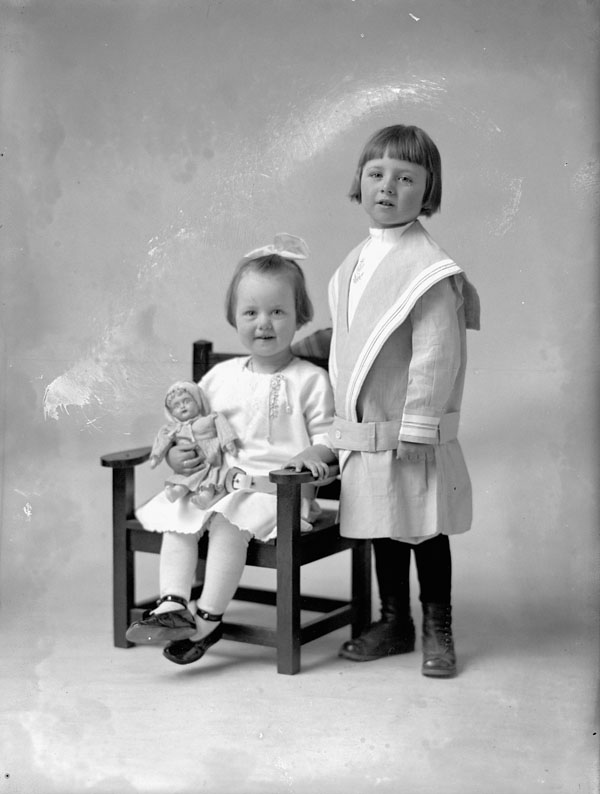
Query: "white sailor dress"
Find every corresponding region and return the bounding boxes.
[328,221,479,543]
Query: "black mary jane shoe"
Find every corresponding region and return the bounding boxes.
[163,609,224,665]
[125,595,197,644]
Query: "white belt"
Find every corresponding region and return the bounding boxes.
[329,412,460,451]
[225,467,276,494]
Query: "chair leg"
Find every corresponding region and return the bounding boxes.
[351,540,372,637]
[275,480,302,674]
[112,468,135,648]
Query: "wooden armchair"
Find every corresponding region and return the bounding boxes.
[100,339,372,674]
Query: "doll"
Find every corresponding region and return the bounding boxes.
[149,381,238,509]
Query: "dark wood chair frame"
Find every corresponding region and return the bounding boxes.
[101,340,372,674]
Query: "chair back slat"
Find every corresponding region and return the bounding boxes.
[193,339,328,381]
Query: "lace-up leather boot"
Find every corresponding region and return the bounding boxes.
[339,596,415,662]
[421,602,456,677]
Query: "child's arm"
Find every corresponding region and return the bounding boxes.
[288,366,337,478]
[286,444,338,479]
[399,278,462,456]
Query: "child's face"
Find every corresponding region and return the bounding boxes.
[360,156,428,228]
[234,271,298,367]
[168,392,200,421]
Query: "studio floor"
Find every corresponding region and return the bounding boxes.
[1,574,597,794]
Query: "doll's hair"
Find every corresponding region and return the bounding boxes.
[348,124,442,216]
[166,387,191,408]
[225,254,314,328]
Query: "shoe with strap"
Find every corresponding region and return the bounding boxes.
[163,609,224,665]
[125,595,197,644]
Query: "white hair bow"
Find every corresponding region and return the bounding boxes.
[243,233,309,261]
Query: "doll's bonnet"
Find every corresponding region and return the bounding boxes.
[164,381,210,422]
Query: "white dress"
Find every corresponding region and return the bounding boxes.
[136,356,334,541]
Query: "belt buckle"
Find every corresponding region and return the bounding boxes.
[225,466,247,492]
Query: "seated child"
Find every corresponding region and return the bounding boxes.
[126,233,334,666]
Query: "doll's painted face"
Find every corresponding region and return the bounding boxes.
[167,390,200,421]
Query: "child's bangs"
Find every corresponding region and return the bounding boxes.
[381,136,428,168]
[360,126,433,170]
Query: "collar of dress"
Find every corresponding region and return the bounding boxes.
[329,220,463,421]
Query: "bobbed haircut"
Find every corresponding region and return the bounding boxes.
[348,124,442,216]
[225,254,314,329]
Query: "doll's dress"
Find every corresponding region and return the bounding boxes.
[137,357,334,541]
[163,415,235,506]
[150,408,238,507]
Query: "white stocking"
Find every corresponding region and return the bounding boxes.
[155,531,199,614]
[193,515,250,638]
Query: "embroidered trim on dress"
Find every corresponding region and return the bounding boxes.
[269,374,292,419]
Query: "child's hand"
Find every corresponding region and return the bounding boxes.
[396,441,435,463]
[286,451,330,479]
[285,444,336,480]
[167,441,203,474]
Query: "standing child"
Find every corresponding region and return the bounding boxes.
[289,125,480,677]
[126,234,334,666]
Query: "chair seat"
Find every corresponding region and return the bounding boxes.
[125,508,357,568]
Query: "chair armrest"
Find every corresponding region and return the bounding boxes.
[100,446,152,468]
[269,465,340,487]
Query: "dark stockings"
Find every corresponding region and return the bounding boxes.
[341,535,455,670]
[373,534,452,607]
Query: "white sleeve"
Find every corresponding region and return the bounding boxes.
[298,365,335,446]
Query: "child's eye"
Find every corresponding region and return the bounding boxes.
[399,175,413,184]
